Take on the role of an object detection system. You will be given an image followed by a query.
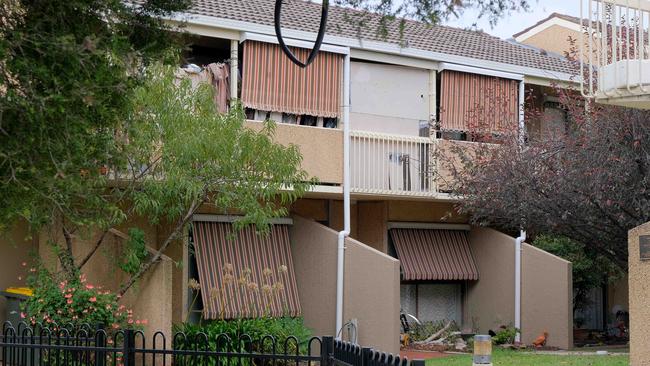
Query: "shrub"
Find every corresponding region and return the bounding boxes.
[491,326,520,345]
[174,317,312,355]
[22,262,144,331]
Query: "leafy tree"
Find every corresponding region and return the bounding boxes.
[1,0,312,294]
[115,66,312,294]
[533,235,622,313]
[438,86,650,271]
[0,0,191,276]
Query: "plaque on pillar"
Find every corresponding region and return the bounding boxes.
[640,235,650,261]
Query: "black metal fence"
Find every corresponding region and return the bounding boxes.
[0,323,424,366]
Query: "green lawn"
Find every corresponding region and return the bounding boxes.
[425,350,629,366]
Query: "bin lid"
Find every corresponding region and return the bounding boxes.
[3,287,33,298]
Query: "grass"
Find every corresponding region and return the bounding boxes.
[425,349,629,366]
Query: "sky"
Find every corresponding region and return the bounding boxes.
[443,0,580,40]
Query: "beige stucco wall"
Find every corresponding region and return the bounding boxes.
[519,24,580,57]
[289,216,401,353]
[387,200,468,223]
[521,244,573,348]
[350,62,429,136]
[245,121,343,185]
[356,201,389,253]
[628,221,650,365]
[467,227,572,349]
[0,222,37,326]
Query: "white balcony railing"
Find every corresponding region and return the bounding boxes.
[350,130,437,197]
[581,0,650,108]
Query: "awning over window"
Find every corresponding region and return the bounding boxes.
[192,221,301,319]
[390,229,479,281]
[241,41,342,118]
[439,70,519,133]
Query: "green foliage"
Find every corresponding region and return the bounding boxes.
[491,326,520,345]
[0,0,190,232]
[174,317,312,357]
[124,65,314,231]
[118,228,148,275]
[23,262,144,329]
[533,234,622,313]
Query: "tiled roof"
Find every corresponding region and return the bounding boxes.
[185,0,575,75]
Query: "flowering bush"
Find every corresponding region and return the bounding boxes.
[22,263,146,330]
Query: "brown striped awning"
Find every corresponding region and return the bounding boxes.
[241,40,342,118]
[192,221,301,319]
[439,70,519,134]
[390,229,479,281]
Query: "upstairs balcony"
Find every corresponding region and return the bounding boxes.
[581,0,650,108]
[350,131,439,198]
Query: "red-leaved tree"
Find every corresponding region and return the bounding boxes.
[437,86,650,271]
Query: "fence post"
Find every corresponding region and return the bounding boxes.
[122,329,135,366]
[361,347,372,366]
[95,324,106,366]
[321,336,334,366]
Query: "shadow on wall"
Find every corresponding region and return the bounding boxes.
[289,216,401,353]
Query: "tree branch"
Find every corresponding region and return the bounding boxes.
[118,198,202,296]
[77,229,109,269]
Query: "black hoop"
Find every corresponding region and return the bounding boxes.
[274,0,329,68]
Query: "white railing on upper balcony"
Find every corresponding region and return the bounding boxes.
[350,130,437,197]
[581,0,650,107]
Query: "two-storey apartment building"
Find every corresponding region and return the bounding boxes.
[170,0,576,351]
[0,0,577,353]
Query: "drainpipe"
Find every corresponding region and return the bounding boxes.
[230,40,238,104]
[514,80,526,344]
[336,53,351,339]
[514,230,526,344]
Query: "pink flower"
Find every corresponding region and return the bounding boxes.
[85,284,94,290]
[67,299,73,304]
[64,293,73,299]
[128,319,134,324]
[20,312,26,319]
[141,319,148,325]
[21,262,26,267]
[135,320,141,325]
[89,297,97,302]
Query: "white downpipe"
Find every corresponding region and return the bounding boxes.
[518,81,525,144]
[514,230,526,343]
[515,80,526,344]
[336,53,351,339]
[230,40,238,103]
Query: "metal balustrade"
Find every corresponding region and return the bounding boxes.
[581,0,650,108]
[350,131,437,197]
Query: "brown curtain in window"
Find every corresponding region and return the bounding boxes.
[241,41,342,118]
[439,70,519,133]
